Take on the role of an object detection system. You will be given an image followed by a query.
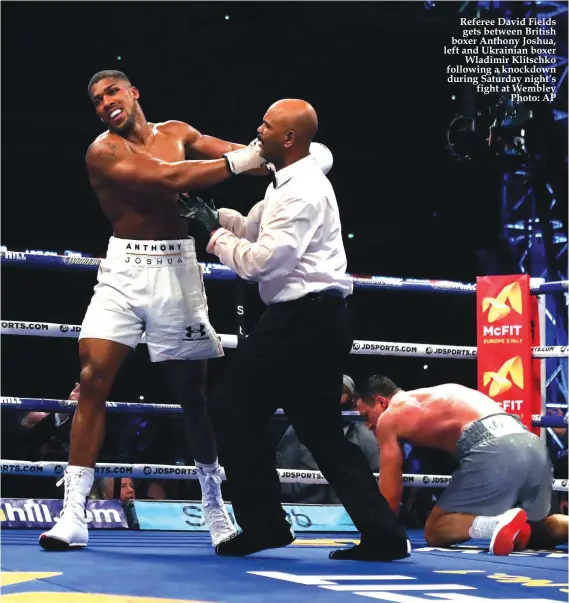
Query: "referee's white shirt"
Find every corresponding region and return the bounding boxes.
[207,154,353,305]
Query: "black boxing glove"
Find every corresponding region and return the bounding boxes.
[177,193,221,235]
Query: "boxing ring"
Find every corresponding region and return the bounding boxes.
[1,252,568,603]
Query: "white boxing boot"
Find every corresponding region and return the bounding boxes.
[39,466,94,550]
[197,465,237,546]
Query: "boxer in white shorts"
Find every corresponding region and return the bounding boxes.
[81,237,223,362]
[40,69,333,552]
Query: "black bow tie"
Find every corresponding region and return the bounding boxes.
[268,168,277,187]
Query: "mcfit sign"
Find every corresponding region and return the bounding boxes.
[477,275,533,429]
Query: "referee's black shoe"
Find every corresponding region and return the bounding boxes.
[329,537,411,561]
[215,526,295,556]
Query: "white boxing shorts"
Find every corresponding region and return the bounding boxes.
[79,237,224,362]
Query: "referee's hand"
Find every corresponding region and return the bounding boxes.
[177,194,221,235]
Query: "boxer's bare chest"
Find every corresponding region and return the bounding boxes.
[94,124,191,239]
[125,124,186,162]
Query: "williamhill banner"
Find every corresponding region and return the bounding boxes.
[0,499,128,529]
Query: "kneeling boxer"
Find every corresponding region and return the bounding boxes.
[357,376,553,555]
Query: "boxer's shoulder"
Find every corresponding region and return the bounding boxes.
[86,132,128,166]
[376,405,402,434]
[389,392,416,413]
[154,120,200,145]
[378,397,418,435]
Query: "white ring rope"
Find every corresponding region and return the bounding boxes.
[1,459,566,491]
[2,320,568,359]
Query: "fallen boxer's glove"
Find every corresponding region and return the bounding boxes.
[177,193,221,235]
[224,139,266,175]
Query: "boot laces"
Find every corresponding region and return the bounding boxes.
[201,472,233,535]
[205,503,234,535]
[57,472,86,520]
[202,472,223,506]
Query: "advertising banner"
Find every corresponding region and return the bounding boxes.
[0,498,128,529]
[132,501,357,533]
[476,275,533,429]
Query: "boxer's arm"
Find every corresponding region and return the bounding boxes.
[182,125,241,159]
[174,122,332,177]
[86,140,232,194]
[191,135,269,177]
[174,121,269,177]
[377,415,405,514]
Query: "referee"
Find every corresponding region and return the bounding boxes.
[178,98,410,561]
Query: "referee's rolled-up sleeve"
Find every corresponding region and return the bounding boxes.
[208,197,320,282]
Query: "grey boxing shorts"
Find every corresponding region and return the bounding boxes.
[437,413,552,520]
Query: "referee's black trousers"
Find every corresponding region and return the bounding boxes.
[209,291,407,544]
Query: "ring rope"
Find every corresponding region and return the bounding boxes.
[3,254,567,503]
[2,320,568,359]
[2,397,566,428]
[2,251,567,295]
[1,459,567,491]
[0,396,362,422]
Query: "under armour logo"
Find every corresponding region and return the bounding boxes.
[185,324,209,341]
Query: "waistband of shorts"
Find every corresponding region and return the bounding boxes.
[106,237,197,261]
[456,413,527,461]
